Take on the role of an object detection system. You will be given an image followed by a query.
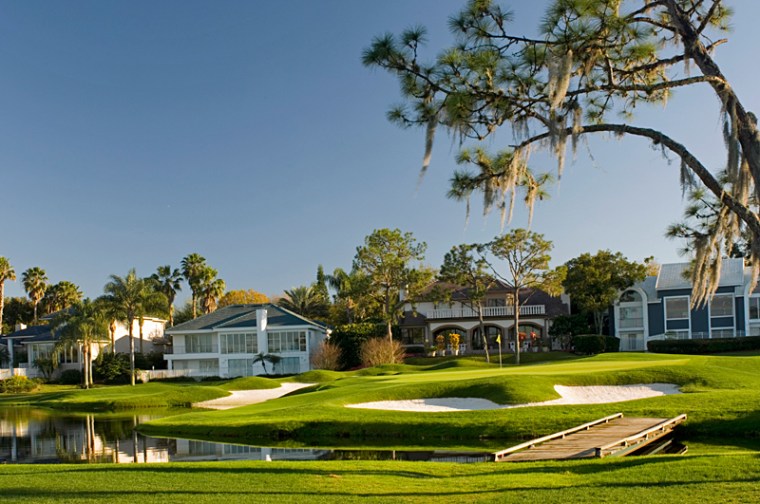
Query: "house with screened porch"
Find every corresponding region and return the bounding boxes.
[164,304,328,377]
[610,258,760,351]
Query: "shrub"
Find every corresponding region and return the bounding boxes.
[310,340,342,371]
[573,334,606,355]
[648,336,760,354]
[58,369,82,385]
[360,337,405,367]
[1,375,38,394]
[94,352,131,384]
[403,344,426,357]
[604,336,620,352]
[331,323,385,369]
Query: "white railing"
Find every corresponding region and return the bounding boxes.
[172,345,218,355]
[140,369,219,382]
[648,330,748,341]
[0,368,35,380]
[619,318,644,329]
[426,305,545,319]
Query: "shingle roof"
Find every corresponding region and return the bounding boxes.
[656,258,745,290]
[165,303,326,333]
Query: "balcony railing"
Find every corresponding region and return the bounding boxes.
[426,305,545,319]
[172,345,218,355]
[619,318,644,329]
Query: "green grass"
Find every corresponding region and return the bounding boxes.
[139,353,760,449]
[1,452,759,503]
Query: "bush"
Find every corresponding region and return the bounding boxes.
[310,340,342,371]
[360,337,405,367]
[1,375,38,394]
[94,352,131,384]
[604,336,620,352]
[58,369,82,385]
[648,336,760,354]
[330,323,385,369]
[403,344,426,357]
[573,334,606,355]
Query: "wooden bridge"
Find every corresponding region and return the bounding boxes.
[492,413,687,462]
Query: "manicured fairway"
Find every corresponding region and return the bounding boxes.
[1,451,759,503]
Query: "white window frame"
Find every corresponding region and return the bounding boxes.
[709,294,734,318]
[748,295,760,320]
[664,296,690,321]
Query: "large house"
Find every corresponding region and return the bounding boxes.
[1,316,166,379]
[164,304,329,377]
[610,258,760,351]
[399,281,571,353]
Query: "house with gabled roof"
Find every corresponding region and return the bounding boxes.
[610,257,760,351]
[164,303,329,377]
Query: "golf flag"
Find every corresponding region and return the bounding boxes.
[496,334,501,344]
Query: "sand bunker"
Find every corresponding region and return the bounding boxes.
[346,383,681,412]
[194,382,314,410]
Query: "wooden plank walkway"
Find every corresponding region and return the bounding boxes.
[493,413,686,462]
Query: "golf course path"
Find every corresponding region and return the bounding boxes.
[195,382,314,410]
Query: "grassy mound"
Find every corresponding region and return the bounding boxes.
[139,353,760,447]
[221,377,280,391]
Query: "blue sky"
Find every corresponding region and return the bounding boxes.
[2,1,759,302]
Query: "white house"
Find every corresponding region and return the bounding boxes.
[164,304,329,377]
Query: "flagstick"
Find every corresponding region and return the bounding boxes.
[498,337,503,368]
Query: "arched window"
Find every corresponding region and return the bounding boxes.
[619,290,642,303]
[471,325,503,350]
[508,324,543,344]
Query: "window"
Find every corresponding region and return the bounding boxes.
[275,357,301,374]
[711,328,734,339]
[710,294,734,317]
[220,333,257,354]
[401,327,425,345]
[749,296,760,320]
[228,358,254,377]
[619,306,644,328]
[665,297,689,320]
[267,331,307,352]
[185,334,214,353]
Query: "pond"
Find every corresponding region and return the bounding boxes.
[0,407,492,464]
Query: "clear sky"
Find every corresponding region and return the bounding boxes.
[2,0,759,302]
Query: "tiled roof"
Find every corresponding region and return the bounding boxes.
[165,303,326,333]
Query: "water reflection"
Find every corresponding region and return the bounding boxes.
[0,408,491,464]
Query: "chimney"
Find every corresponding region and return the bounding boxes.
[256,308,268,332]
[15,323,27,332]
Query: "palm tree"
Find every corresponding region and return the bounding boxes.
[252,352,281,376]
[102,269,154,386]
[22,267,48,322]
[138,278,167,354]
[279,285,327,320]
[150,265,182,326]
[0,257,16,333]
[181,253,207,319]
[51,299,109,389]
[42,281,82,315]
[198,267,225,315]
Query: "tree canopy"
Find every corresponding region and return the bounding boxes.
[353,228,434,340]
[364,0,758,306]
[563,250,648,333]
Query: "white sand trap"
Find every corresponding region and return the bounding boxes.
[195,382,314,410]
[346,383,681,412]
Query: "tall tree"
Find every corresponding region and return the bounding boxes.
[51,299,109,389]
[486,229,565,365]
[22,267,48,322]
[150,265,183,326]
[327,267,370,324]
[42,281,83,315]
[198,266,225,315]
[438,244,498,362]
[0,257,16,333]
[364,0,757,306]
[102,269,154,386]
[181,253,207,319]
[563,250,648,334]
[218,289,270,307]
[353,228,435,340]
[314,265,330,304]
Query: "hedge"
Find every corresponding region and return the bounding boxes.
[648,336,760,354]
[573,334,620,355]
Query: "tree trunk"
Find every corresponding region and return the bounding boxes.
[386,319,393,341]
[593,311,603,335]
[110,320,116,353]
[139,319,144,354]
[477,302,490,363]
[191,294,197,319]
[0,281,5,333]
[129,318,135,386]
[514,293,521,366]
